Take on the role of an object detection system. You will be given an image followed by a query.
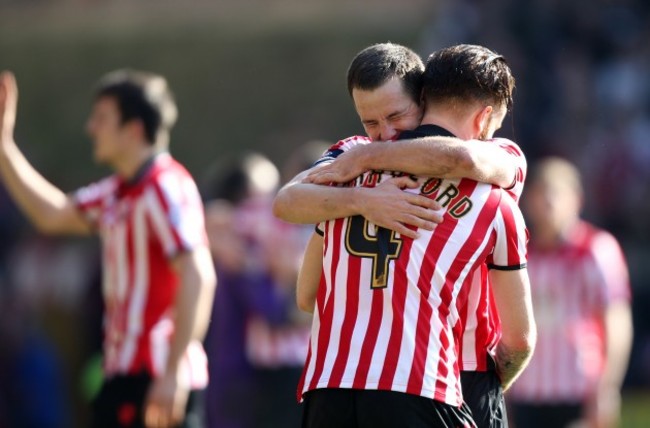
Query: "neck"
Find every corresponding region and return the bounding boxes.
[420,107,476,140]
[113,144,159,180]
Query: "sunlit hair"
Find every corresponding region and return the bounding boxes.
[423,44,515,111]
[95,69,178,148]
[347,42,424,105]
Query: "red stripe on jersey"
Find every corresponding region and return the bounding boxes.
[352,285,384,388]
[500,201,526,266]
[307,219,343,391]
[377,233,414,389]
[327,251,361,386]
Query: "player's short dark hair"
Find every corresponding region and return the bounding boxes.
[347,43,424,105]
[95,69,178,145]
[422,44,515,110]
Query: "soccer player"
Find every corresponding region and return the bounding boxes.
[274,43,528,428]
[0,70,216,428]
[508,157,632,428]
[275,44,536,428]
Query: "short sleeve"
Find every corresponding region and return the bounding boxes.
[147,169,208,258]
[312,135,372,167]
[588,230,631,304]
[487,191,529,270]
[490,138,527,202]
[72,176,118,227]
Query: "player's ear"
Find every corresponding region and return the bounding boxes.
[123,119,147,144]
[473,105,493,138]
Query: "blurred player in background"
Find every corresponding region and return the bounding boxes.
[203,151,311,428]
[275,43,529,428]
[508,157,633,428]
[0,70,216,428]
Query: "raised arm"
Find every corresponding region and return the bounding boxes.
[306,137,519,188]
[273,167,443,239]
[0,71,91,235]
[489,268,536,391]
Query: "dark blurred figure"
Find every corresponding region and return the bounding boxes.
[203,152,311,428]
[0,284,71,428]
[508,157,633,428]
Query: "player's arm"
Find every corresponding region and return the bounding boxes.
[489,268,536,391]
[587,234,633,427]
[0,72,91,235]
[145,246,217,428]
[296,231,323,314]
[306,137,518,188]
[273,168,443,239]
[588,300,633,427]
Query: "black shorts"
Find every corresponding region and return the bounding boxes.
[301,388,476,428]
[460,369,508,428]
[509,402,583,428]
[91,373,205,428]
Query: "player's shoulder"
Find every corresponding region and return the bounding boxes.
[331,135,371,151]
[314,135,372,166]
[576,221,623,253]
[487,137,523,155]
[75,174,120,204]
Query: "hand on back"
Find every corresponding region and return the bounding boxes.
[358,176,443,239]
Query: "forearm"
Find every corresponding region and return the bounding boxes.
[489,268,537,391]
[167,247,216,374]
[601,302,633,389]
[495,340,534,391]
[0,139,87,234]
[362,137,515,187]
[296,232,323,313]
[273,182,364,224]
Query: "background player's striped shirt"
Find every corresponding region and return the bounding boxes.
[74,152,209,389]
[299,132,529,406]
[509,221,630,401]
[459,137,527,372]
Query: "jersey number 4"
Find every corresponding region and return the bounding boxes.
[345,215,403,289]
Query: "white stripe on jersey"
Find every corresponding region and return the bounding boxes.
[147,187,179,257]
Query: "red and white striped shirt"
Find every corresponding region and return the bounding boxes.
[74,152,209,388]
[299,132,529,406]
[459,137,527,371]
[315,134,529,372]
[509,221,630,401]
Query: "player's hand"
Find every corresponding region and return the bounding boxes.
[357,176,443,239]
[144,371,189,428]
[586,385,621,428]
[305,144,368,184]
[0,71,18,144]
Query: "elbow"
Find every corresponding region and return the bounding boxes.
[296,292,315,314]
[272,192,292,222]
[501,327,537,357]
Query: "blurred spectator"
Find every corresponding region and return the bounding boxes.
[507,157,633,428]
[203,151,312,428]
